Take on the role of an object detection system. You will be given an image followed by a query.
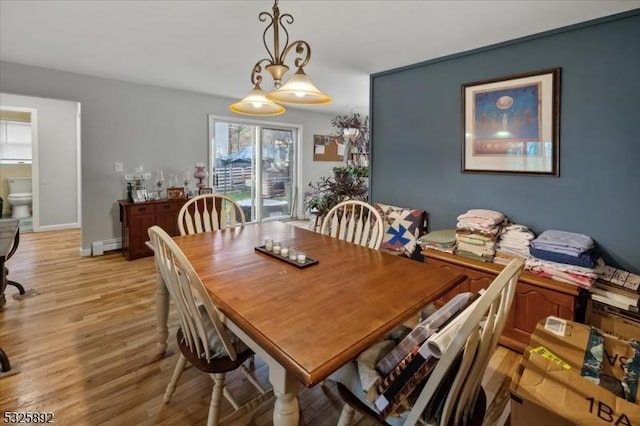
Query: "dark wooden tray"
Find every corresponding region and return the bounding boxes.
[254,245,319,269]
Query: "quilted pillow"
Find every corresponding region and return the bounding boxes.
[374,203,426,257]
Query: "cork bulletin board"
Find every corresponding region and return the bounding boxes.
[313,134,344,162]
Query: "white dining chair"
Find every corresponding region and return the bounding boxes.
[320,200,385,249]
[334,258,525,426]
[148,226,269,426]
[177,194,246,235]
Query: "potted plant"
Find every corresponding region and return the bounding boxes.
[304,165,369,223]
[330,113,369,154]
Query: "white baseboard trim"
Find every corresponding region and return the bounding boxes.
[90,237,122,256]
[103,237,122,252]
[38,223,80,231]
[79,247,91,256]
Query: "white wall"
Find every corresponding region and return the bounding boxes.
[0,61,341,252]
[0,93,80,229]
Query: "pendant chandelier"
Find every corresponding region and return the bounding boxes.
[229,0,332,117]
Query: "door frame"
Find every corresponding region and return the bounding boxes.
[0,105,39,229]
[0,99,82,232]
[207,114,304,221]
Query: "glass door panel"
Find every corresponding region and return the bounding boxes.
[210,118,296,222]
[260,127,294,220]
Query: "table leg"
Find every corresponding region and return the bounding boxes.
[270,367,299,426]
[227,321,300,426]
[156,274,169,355]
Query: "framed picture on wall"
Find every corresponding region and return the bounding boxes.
[462,68,561,176]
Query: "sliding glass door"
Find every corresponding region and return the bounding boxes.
[209,116,298,222]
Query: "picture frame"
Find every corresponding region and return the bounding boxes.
[132,188,148,203]
[198,187,213,195]
[462,68,561,176]
[166,187,186,199]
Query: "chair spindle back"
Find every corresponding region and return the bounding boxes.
[178,194,246,236]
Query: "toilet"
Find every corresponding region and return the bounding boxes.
[7,177,33,219]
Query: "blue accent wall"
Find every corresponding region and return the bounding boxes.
[370,11,640,273]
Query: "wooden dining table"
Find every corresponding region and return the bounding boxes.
[153,221,466,426]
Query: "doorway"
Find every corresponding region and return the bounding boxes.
[0,93,81,232]
[208,115,300,222]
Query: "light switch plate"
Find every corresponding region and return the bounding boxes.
[114,162,124,172]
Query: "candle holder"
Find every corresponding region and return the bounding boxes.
[254,245,318,269]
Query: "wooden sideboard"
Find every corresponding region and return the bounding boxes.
[118,199,186,260]
[422,250,587,353]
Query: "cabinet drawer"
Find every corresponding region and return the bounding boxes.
[129,204,156,216]
[157,202,181,214]
[119,199,186,260]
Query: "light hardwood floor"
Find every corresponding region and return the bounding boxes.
[0,228,520,425]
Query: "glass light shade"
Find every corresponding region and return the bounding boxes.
[267,68,332,105]
[229,84,286,116]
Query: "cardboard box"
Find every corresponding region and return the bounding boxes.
[511,392,576,426]
[511,359,577,426]
[586,298,640,341]
[510,317,640,425]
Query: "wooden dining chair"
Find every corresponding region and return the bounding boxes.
[335,258,525,426]
[148,226,269,426]
[177,194,246,235]
[320,200,385,249]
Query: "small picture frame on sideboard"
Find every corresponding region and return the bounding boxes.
[166,187,186,199]
[132,189,148,203]
[198,187,213,195]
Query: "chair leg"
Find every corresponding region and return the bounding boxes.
[208,373,226,426]
[223,385,240,410]
[337,403,355,426]
[164,354,188,403]
[239,364,268,395]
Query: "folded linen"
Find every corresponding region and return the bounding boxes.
[455,249,493,262]
[494,258,512,266]
[457,241,495,256]
[501,230,535,241]
[505,224,529,232]
[421,244,455,254]
[528,267,594,288]
[531,230,594,254]
[494,248,529,266]
[529,247,598,269]
[456,225,502,237]
[457,209,505,225]
[526,257,602,278]
[456,235,494,246]
[496,244,530,258]
[418,229,456,245]
[499,237,531,247]
[457,233,493,243]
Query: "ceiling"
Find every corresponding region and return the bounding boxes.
[1,1,638,115]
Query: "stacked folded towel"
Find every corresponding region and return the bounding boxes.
[455,209,505,262]
[494,224,535,265]
[418,229,457,254]
[526,229,601,288]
